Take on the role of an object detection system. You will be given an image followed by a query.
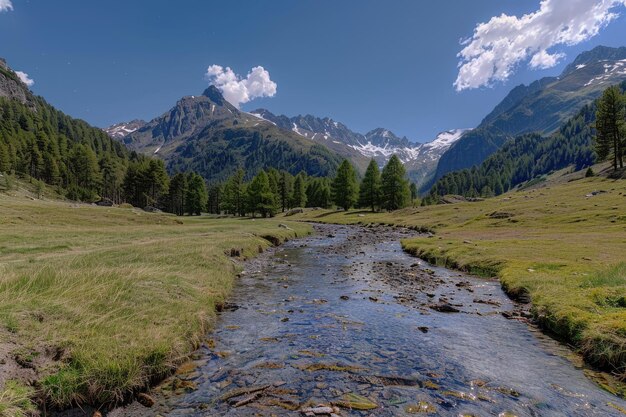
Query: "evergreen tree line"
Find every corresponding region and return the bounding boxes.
[206,155,418,217]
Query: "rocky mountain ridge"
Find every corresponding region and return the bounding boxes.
[434,45,626,182]
[110,86,343,182]
[0,57,35,108]
[248,108,468,185]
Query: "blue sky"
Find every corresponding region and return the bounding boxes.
[1,0,626,141]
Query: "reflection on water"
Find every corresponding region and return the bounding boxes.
[166,225,626,416]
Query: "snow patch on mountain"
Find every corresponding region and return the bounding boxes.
[248,111,277,126]
[103,120,147,139]
[421,129,469,151]
[584,59,626,87]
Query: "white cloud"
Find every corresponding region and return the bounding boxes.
[205,65,277,107]
[15,71,34,87]
[455,0,626,91]
[0,0,12,12]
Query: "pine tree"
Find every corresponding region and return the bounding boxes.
[185,173,207,215]
[43,152,61,185]
[246,170,276,218]
[331,159,358,210]
[0,141,10,173]
[358,159,381,212]
[145,159,169,206]
[122,163,142,207]
[223,168,246,216]
[266,168,281,209]
[207,183,223,214]
[595,85,625,171]
[306,177,332,208]
[167,173,187,216]
[319,181,331,208]
[34,179,45,199]
[278,171,294,212]
[68,144,102,201]
[380,155,410,211]
[410,183,418,203]
[291,172,307,208]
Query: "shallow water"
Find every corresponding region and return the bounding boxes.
[165,224,626,416]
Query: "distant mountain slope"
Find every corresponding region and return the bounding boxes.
[425,84,616,201]
[114,87,342,182]
[405,128,471,186]
[249,108,468,186]
[248,109,372,172]
[434,45,626,182]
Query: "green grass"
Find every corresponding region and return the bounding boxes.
[0,381,36,417]
[292,176,626,382]
[0,194,310,412]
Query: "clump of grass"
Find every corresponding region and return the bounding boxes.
[581,262,626,288]
[0,381,36,417]
[581,328,626,382]
[2,313,19,334]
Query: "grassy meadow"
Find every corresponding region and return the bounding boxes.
[293,176,626,384]
[0,194,310,412]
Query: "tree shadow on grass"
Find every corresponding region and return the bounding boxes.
[313,210,346,218]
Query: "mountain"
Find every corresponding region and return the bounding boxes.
[103,119,146,139]
[114,86,343,182]
[426,97,602,202]
[434,45,626,182]
[250,108,468,186]
[404,129,471,185]
[0,58,133,201]
[248,109,371,172]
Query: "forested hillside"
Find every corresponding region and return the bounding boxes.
[0,93,131,202]
[424,88,614,202]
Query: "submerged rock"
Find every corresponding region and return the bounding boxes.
[429,303,460,313]
[333,393,378,410]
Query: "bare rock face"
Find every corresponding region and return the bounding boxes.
[0,57,34,108]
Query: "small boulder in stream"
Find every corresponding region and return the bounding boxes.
[429,303,461,313]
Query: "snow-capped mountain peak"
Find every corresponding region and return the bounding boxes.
[354,128,470,164]
[247,108,472,187]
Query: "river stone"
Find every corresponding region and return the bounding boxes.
[430,303,460,313]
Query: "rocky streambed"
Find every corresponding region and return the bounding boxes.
[108,224,625,417]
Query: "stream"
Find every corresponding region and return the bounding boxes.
[124,224,625,417]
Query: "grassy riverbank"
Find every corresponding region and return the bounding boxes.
[293,176,626,385]
[0,195,310,413]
